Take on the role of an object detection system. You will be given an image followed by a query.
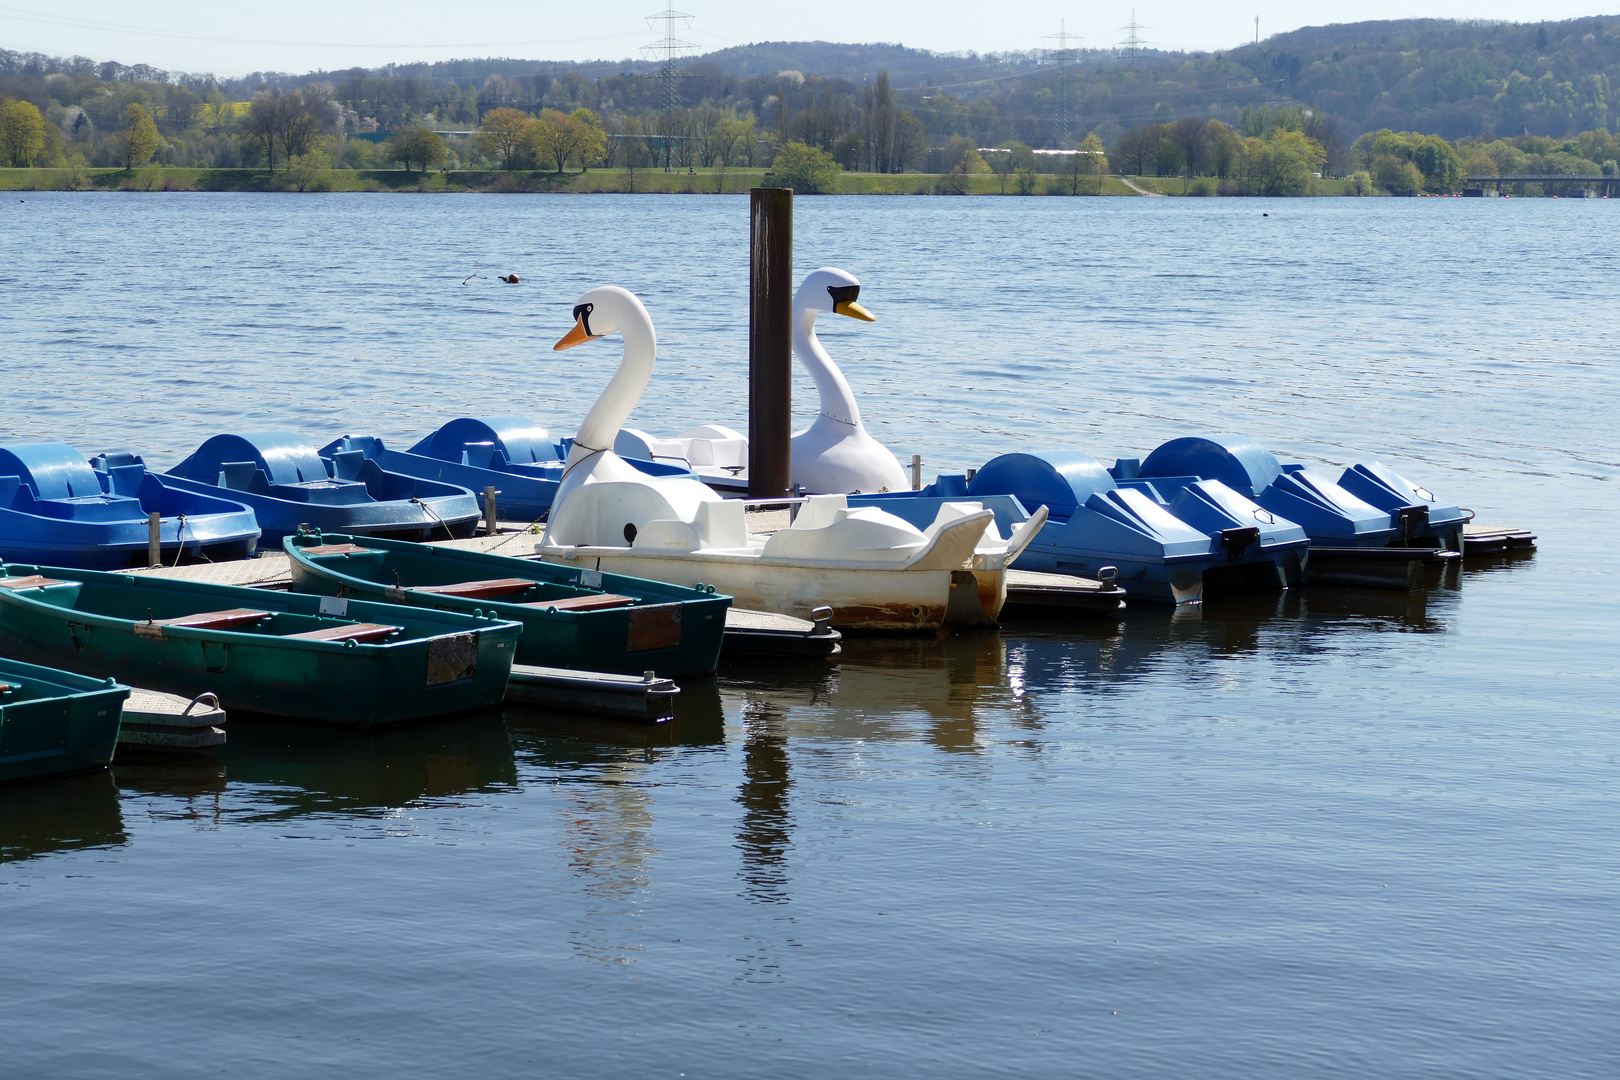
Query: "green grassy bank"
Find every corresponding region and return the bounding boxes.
[0,166,1360,196]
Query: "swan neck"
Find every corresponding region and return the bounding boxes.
[570,309,656,463]
[794,307,861,428]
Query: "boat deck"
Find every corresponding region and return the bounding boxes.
[128,524,553,589]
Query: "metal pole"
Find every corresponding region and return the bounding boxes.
[483,486,498,535]
[910,454,923,491]
[749,187,792,499]
[147,512,161,568]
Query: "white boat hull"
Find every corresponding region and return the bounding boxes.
[538,547,1004,631]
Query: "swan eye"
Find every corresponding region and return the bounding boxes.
[572,303,597,337]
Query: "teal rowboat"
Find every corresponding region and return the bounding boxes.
[0,657,127,783]
[284,532,730,677]
[0,565,521,726]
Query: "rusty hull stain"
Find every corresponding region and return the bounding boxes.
[826,601,948,632]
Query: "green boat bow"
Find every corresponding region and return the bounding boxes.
[0,657,128,783]
[284,532,730,677]
[0,565,521,726]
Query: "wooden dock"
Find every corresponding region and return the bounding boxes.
[1002,569,1128,617]
[119,689,227,749]
[1461,525,1537,556]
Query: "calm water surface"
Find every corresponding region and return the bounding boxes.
[0,193,1615,1077]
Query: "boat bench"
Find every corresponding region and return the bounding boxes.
[283,623,400,644]
[411,577,535,600]
[302,544,380,556]
[153,608,273,630]
[0,575,69,590]
[521,593,636,612]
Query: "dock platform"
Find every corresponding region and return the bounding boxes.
[505,664,678,723]
[1002,569,1128,617]
[1462,525,1537,556]
[119,689,227,749]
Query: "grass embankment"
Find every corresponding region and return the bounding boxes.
[0,167,1347,195]
[1123,175,1358,196]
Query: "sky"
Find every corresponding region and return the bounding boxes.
[1,0,1613,76]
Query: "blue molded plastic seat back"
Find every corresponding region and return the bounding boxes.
[0,442,105,500]
[1140,435,1282,498]
[170,432,329,487]
[408,417,559,466]
[969,451,1116,523]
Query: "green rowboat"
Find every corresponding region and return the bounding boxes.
[0,657,128,783]
[0,565,521,726]
[284,532,730,677]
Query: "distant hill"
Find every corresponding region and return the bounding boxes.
[2,15,1616,140]
[1221,17,1619,137]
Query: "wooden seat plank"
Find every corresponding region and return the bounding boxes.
[284,623,400,644]
[520,593,636,612]
[410,577,535,600]
[301,544,381,556]
[154,608,272,630]
[0,575,69,590]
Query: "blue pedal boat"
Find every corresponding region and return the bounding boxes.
[319,416,698,524]
[1124,435,1468,550]
[0,656,128,784]
[855,453,1226,605]
[158,431,481,544]
[0,442,259,570]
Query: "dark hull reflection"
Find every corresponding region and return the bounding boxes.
[0,769,125,863]
[214,712,518,815]
[502,677,726,752]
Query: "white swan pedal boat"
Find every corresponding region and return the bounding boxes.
[615,267,909,496]
[534,286,1047,632]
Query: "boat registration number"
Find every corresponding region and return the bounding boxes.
[425,633,479,686]
[627,605,683,652]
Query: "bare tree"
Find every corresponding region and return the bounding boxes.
[241,92,314,173]
[1170,117,1208,187]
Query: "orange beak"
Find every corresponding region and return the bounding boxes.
[834,299,876,322]
[553,315,598,351]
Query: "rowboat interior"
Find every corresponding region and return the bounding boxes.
[0,570,466,644]
[293,543,653,611]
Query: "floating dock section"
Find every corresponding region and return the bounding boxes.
[119,689,227,749]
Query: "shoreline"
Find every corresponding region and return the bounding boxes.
[0,166,1365,197]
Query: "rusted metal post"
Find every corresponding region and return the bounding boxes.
[147,512,161,568]
[749,187,792,499]
[483,486,498,535]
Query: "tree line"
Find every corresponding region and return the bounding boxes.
[1106,106,1619,194]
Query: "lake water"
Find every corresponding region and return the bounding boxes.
[1,192,1616,1078]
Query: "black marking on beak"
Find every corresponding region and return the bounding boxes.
[573,302,598,338]
[827,285,860,307]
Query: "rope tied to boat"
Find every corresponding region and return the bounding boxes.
[558,441,607,485]
[410,497,457,541]
[169,515,188,568]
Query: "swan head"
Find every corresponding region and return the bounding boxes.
[554,285,650,350]
[795,267,876,322]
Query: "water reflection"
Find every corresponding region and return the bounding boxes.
[114,751,228,830]
[502,693,726,967]
[735,700,792,905]
[721,630,1038,751]
[215,713,519,818]
[0,770,125,864]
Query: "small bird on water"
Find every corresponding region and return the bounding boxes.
[499,273,520,284]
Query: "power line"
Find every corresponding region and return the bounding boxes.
[1040,19,1083,144]
[640,4,698,115]
[639,4,699,168]
[1117,10,1146,64]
